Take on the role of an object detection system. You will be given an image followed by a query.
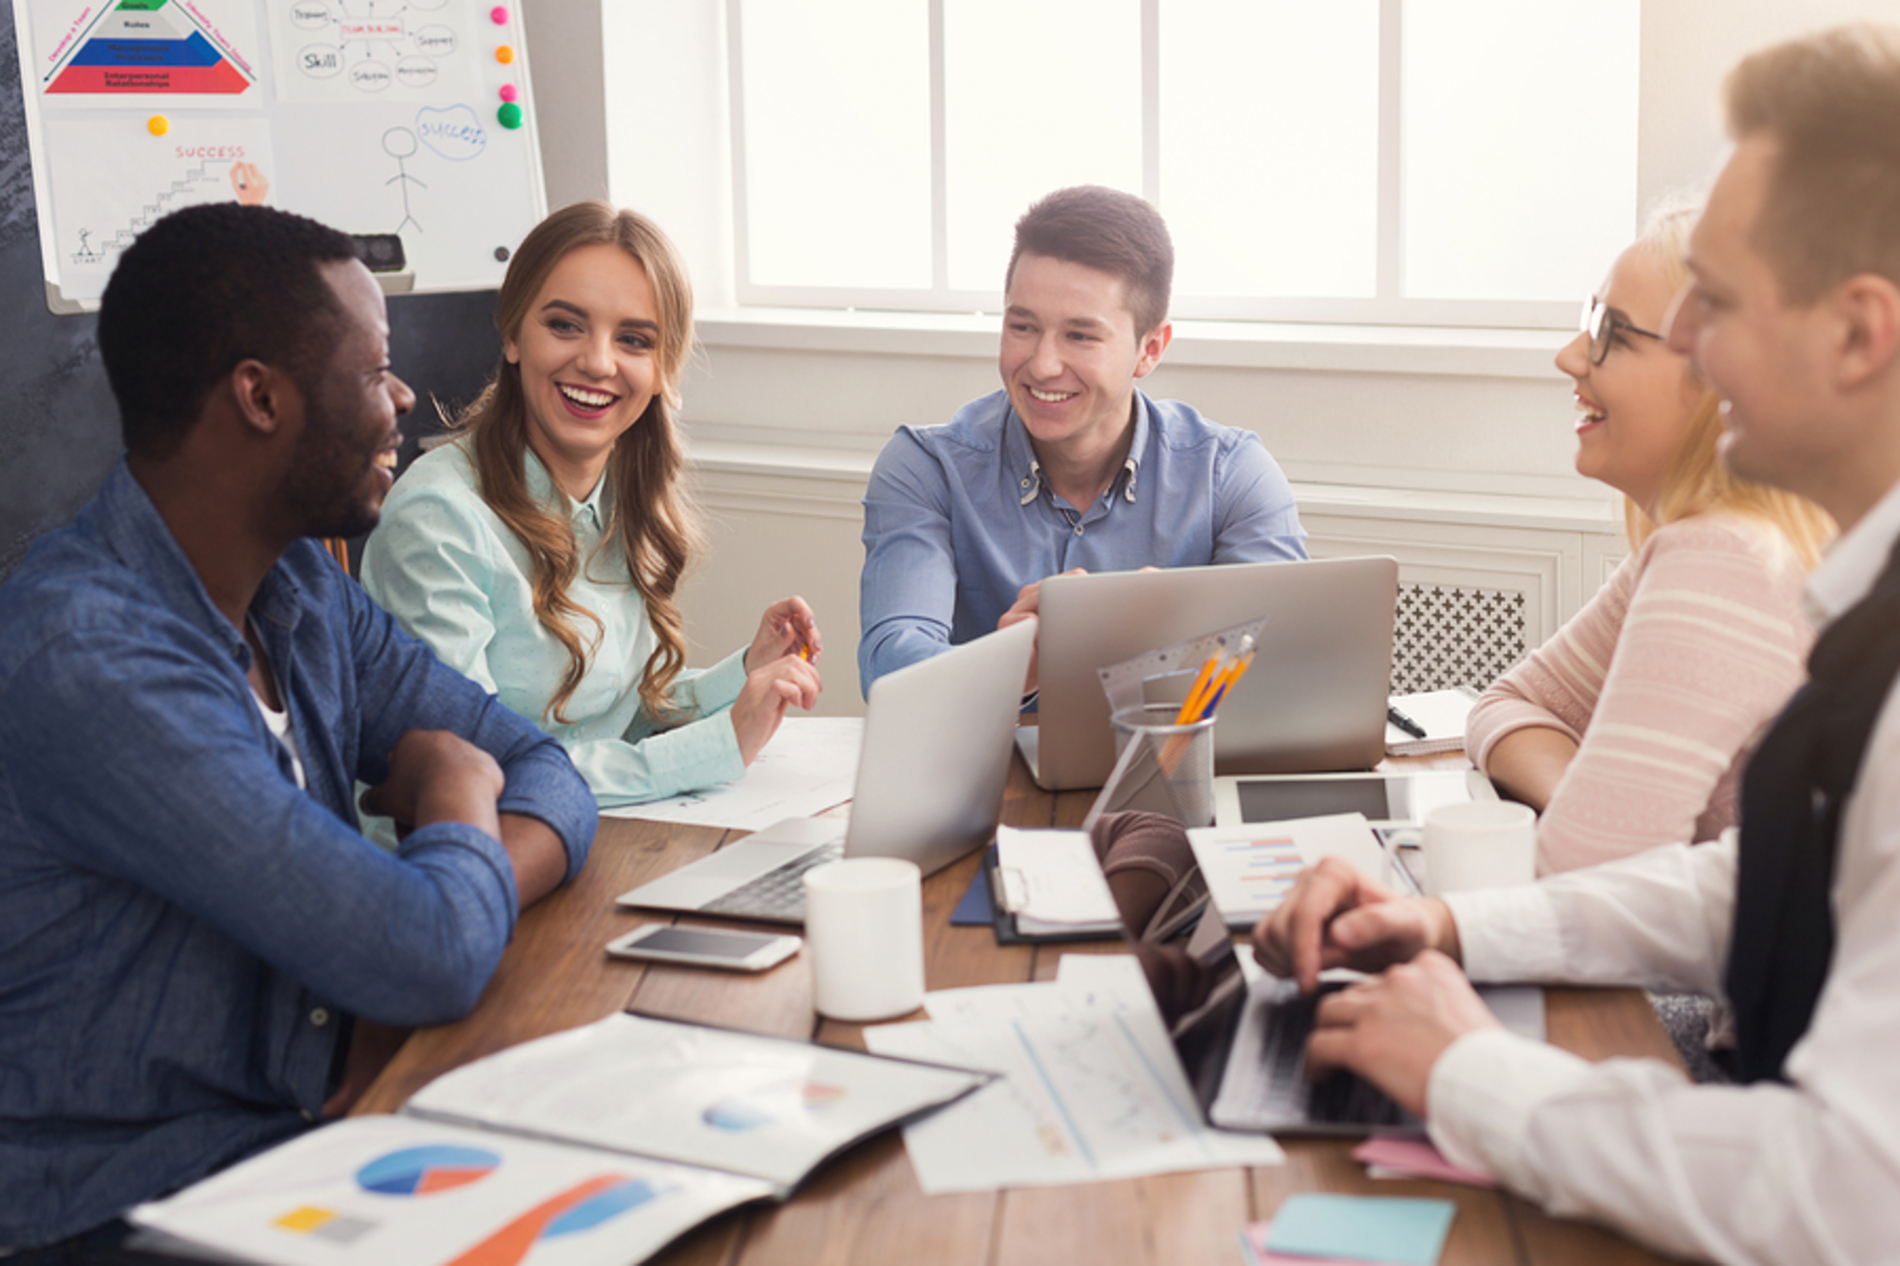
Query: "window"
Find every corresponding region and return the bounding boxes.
[730,0,1639,327]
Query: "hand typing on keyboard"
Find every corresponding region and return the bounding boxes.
[1250,856,1501,1119]
[1250,856,1462,994]
[1301,952,1502,1117]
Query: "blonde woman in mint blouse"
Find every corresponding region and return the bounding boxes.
[361,204,821,807]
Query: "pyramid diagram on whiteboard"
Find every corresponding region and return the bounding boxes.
[46,0,255,95]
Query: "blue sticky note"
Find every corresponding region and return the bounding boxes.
[1264,1194,1456,1266]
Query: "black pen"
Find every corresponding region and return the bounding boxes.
[1387,704,1426,739]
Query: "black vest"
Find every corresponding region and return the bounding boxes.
[1725,537,1900,1083]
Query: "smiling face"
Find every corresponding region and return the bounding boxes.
[504,241,663,499]
[1667,135,1845,510]
[998,252,1168,471]
[1555,244,1706,515]
[282,259,415,538]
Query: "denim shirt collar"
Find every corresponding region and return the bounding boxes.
[93,459,305,670]
[1008,390,1151,512]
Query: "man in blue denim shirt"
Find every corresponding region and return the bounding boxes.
[858,186,1307,696]
[0,205,596,1250]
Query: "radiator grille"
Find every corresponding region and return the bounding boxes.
[1391,583,1527,694]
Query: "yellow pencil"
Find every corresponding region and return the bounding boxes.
[1172,651,1224,725]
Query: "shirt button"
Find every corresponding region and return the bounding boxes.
[1073,524,1084,536]
[310,1007,330,1027]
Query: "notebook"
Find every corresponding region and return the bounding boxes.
[1385,686,1482,757]
[1089,823,1543,1135]
[1017,556,1399,791]
[617,619,1036,924]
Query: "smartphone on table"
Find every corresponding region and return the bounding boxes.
[605,924,801,972]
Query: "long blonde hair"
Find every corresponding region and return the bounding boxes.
[454,202,701,724]
[1621,205,1834,565]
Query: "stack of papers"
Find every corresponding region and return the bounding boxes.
[864,955,1285,1192]
[602,716,862,829]
[992,826,1121,936]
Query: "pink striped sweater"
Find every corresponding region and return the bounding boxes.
[1465,510,1814,874]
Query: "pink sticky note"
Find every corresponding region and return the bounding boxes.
[1352,1136,1496,1188]
[1242,1222,1383,1266]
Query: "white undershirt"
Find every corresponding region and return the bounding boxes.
[248,628,307,791]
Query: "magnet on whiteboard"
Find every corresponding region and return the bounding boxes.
[490,6,509,23]
[147,116,169,136]
[497,102,523,130]
[499,83,518,103]
[494,44,515,64]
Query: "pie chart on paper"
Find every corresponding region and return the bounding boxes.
[355,1144,500,1197]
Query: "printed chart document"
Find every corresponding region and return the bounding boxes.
[864,955,1284,1193]
[602,717,862,830]
[1189,814,1395,929]
[130,1013,988,1265]
[130,1115,772,1266]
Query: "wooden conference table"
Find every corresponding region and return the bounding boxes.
[356,754,1687,1266]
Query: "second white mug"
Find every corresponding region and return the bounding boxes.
[1421,801,1537,895]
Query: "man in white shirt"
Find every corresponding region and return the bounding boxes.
[1253,25,1900,1264]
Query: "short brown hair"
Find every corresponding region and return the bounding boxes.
[1725,23,1900,303]
[1006,186,1173,336]
[1623,202,1833,565]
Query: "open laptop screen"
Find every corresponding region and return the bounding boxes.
[1091,817,1248,1117]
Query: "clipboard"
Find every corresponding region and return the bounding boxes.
[979,844,1122,946]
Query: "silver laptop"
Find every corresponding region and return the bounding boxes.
[617,619,1037,924]
[1090,830,1542,1134]
[1019,556,1399,790]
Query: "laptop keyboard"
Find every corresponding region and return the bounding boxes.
[699,842,845,920]
[1213,979,1413,1130]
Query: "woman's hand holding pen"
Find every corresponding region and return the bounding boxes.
[732,655,821,764]
[745,595,822,671]
[735,596,822,765]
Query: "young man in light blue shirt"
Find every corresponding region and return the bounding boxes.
[858,185,1307,696]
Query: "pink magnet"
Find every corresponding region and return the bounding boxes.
[490,6,509,24]
[498,83,518,103]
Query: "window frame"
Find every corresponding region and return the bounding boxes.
[726,0,1621,330]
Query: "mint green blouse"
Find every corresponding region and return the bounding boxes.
[359,442,747,807]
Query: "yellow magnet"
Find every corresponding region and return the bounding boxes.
[147,115,169,136]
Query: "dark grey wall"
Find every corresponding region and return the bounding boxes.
[0,4,503,580]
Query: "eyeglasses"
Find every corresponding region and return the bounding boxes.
[1582,295,1663,365]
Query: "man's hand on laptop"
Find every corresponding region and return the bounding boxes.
[1304,950,1501,1117]
[999,567,1086,694]
[1251,856,1463,992]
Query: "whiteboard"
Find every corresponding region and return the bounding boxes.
[12,0,547,312]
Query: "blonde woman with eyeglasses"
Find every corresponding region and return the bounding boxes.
[1466,204,1833,874]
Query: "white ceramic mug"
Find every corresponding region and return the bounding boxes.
[1421,801,1537,895]
[802,857,925,1021]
